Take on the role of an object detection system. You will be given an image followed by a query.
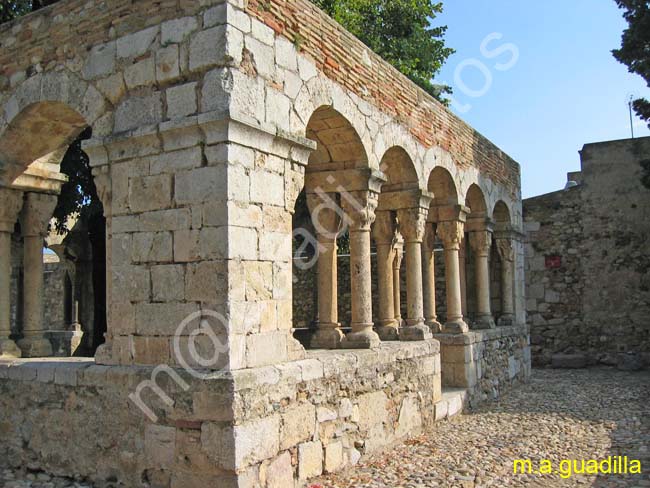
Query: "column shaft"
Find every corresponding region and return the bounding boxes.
[470,230,495,329]
[438,220,469,334]
[376,243,397,339]
[422,224,441,332]
[459,238,467,316]
[496,238,515,326]
[392,242,403,325]
[0,188,23,357]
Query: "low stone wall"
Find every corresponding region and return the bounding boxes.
[0,340,441,487]
[436,325,530,406]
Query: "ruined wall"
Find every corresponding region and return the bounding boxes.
[524,137,650,367]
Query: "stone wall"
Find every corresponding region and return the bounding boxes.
[524,137,650,368]
[0,341,441,487]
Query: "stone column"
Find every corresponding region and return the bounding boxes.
[459,236,468,316]
[437,220,469,333]
[469,230,495,329]
[397,206,433,341]
[341,190,381,349]
[307,193,344,349]
[422,223,442,333]
[372,210,399,340]
[392,237,404,326]
[0,188,24,357]
[496,236,515,326]
[18,192,58,357]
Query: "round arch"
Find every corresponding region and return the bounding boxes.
[379,146,419,192]
[493,200,512,227]
[465,184,488,218]
[427,166,459,206]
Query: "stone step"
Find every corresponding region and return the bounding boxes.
[433,388,468,421]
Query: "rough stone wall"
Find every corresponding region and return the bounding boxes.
[0,341,441,487]
[524,137,650,367]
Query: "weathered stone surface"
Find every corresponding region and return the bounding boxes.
[298,440,323,479]
[551,353,587,369]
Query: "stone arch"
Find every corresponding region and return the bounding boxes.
[465,184,488,218]
[0,71,108,186]
[493,200,512,228]
[427,166,459,206]
[304,105,369,172]
[379,146,419,192]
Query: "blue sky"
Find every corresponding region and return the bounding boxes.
[434,0,650,198]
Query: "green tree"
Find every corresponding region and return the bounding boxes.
[312,0,454,100]
[612,0,650,126]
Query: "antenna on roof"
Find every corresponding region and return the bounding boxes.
[627,94,635,139]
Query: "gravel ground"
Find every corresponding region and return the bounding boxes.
[1,368,648,488]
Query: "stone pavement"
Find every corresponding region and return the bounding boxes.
[1,368,648,488]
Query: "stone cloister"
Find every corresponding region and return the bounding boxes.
[0,0,530,486]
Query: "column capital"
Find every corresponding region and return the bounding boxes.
[372,210,397,245]
[397,206,429,243]
[92,165,112,218]
[495,236,515,262]
[437,220,465,250]
[469,230,493,257]
[342,189,379,232]
[393,237,404,270]
[0,188,24,233]
[428,204,469,224]
[307,192,342,239]
[19,192,58,238]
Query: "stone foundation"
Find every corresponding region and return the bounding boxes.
[0,340,442,487]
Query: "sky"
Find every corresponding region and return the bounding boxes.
[433,0,650,198]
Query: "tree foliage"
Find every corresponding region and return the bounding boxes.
[0,0,56,23]
[612,0,650,127]
[311,0,454,100]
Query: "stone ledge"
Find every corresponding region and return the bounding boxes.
[435,324,528,345]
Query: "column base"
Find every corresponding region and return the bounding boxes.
[426,319,443,334]
[400,323,433,341]
[310,326,345,349]
[94,342,114,365]
[17,336,53,358]
[376,319,399,341]
[0,338,22,358]
[342,326,381,349]
[443,319,469,334]
[497,314,514,326]
[473,315,496,330]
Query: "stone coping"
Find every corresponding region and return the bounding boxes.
[0,339,440,390]
[434,324,528,345]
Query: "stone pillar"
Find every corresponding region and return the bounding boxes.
[341,190,381,349]
[422,223,442,333]
[437,220,469,334]
[0,188,24,357]
[459,236,468,316]
[91,164,112,362]
[372,210,399,340]
[18,192,58,357]
[496,235,515,326]
[469,230,495,329]
[392,237,404,326]
[397,205,433,341]
[307,193,344,349]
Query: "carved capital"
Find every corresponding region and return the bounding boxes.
[495,238,515,263]
[92,165,112,217]
[397,206,429,243]
[19,192,58,237]
[372,210,397,245]
[307,192,342,238]
[341,190,379,232]
[437,220,465,250]
[0,188,24,233]
[469,230,492,256]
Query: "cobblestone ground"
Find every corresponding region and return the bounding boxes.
[1,368,648,488]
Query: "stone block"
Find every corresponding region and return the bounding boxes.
[161,16,198,45]
[156,45,180,83]
[117,26,158,59]
[280,402,316,450]
[124,57,156,89]
[129,174,172,213]
[357,391,388,431]
[135,302,200,335]
[112,265,151,302]
[152,265,185,301]
[82,41,116,80]
[174,229,201,262]
[395,396,422,438]
[139,208,192,232]
[244,36,275,79]
[175,166,227,205]
[229,226,258,260]
[250,170,284,206]
[115,92,163,132]
[133,336,170,364]
[132,231,173,263]
[201,67,232,112]
[265,89,291,131]
[233,415,280,469]
[265,451,293,488]
[189,26,229,71]
[246,331,287,368]
[185,260,228,303]
[150,147,202,175]
[251,18,275,46]
[298,440,323,479]
[166,82,197,119]
[96,73,126,105]
[144,424,176,469]
[324,440,343,473]
[199,227,229,260]
[276,37,298,71]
